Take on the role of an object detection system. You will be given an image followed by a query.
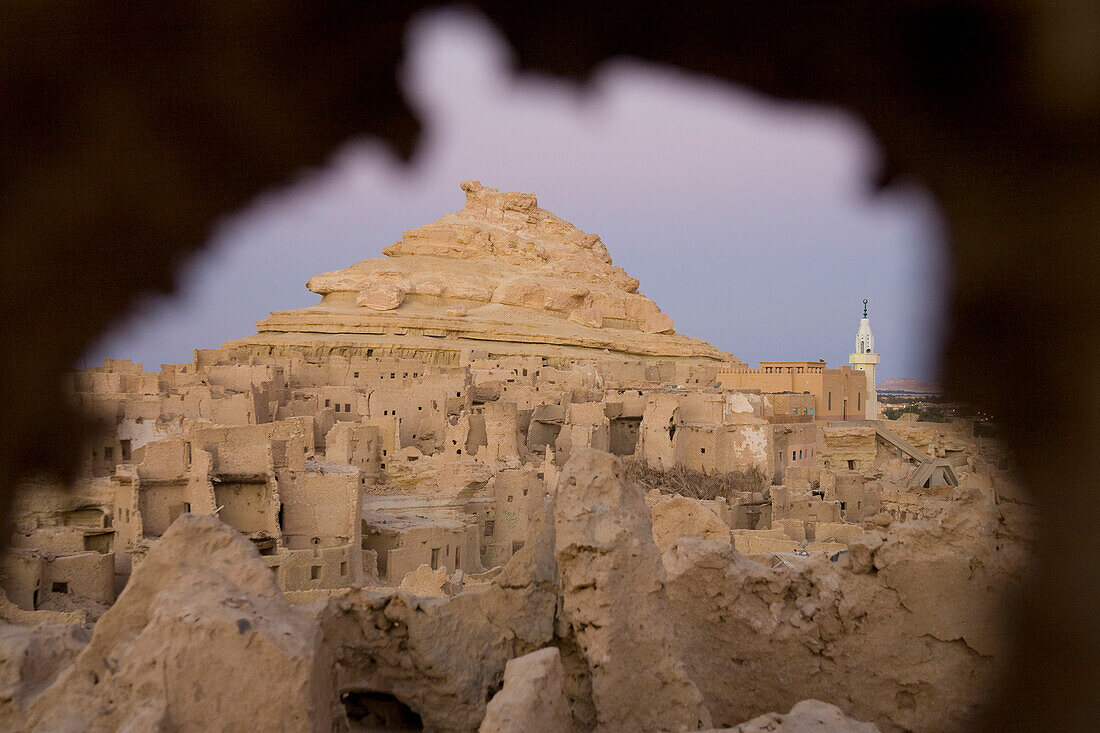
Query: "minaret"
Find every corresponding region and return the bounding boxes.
[849,299,881,419]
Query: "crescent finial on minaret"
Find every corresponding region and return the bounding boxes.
[863,298,868,318]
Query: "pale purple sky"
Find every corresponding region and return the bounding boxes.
[87,8,948,381]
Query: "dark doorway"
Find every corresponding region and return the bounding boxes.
[342,691,423,731]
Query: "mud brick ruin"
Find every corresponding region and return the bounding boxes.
[0,183,1032,732]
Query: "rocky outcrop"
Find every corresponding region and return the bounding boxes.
[555,449,711,731]
[480,647,571,733]
[225,181,735,365]
[10,515,329,732]
[356,281,406,311]
[661,488,1030,732]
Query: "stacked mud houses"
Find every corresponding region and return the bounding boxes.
[1,184,1029,731]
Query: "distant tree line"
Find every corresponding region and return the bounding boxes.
[877,393,992,423]
[881,404,949,422]
[877,394,953,404]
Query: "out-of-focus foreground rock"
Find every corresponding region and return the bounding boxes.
[713,699,882,732]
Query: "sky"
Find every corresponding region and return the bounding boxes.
[86,8,949,381]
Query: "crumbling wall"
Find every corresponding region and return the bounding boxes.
[527,403,564,454]
[482,402,521,467]
[650,494,732,553]
[324,422,381,480]
[277,467,358,550]
[554,402,611,464]
[275,464,363,590]
[637,394,680,470]
[214,478,279,536]
[39,551,115,605]
[673,421,772,476]
[490,466,544,561]
[364,516,479,583]
[0,553,43,611]
[270,544,357,592]
[608,415,641,456]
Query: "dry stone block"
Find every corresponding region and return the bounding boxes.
[357,282,406,310]
[479,647,571,733]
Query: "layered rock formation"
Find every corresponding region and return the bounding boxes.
[225,181,735,365]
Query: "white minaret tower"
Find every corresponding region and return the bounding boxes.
[849,299,881,419]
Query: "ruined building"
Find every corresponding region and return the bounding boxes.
[0,184,1030,732]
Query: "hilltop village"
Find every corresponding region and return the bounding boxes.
[1,183,1030,732]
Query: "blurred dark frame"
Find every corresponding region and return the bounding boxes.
[1,2,1097,729]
